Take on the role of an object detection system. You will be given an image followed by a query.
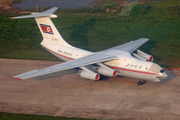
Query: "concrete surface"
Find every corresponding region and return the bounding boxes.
[0,58,180,120]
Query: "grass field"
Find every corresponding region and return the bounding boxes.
[0,0,180,68]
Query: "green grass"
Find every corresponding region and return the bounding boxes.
[0,0,180,67]
[0,112,96,120]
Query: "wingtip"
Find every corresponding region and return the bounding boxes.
[13,77,22,80]
[141,38,149,40]
[9,17,16,19]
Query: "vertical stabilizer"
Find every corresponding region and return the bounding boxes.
[10,7,72,47]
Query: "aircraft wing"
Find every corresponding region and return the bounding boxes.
[106,38,149,53]
[13,53,118,80]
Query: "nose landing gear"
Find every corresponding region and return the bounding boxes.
[137,80,146,86]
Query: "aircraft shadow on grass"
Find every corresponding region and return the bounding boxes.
[67,19,95,51]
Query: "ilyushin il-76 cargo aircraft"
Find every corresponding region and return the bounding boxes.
[10,7,168,85]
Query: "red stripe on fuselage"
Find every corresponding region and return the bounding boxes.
[41,44,74,60]
[109,66,157,75]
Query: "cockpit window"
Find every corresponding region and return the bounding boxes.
[160,70,164,73]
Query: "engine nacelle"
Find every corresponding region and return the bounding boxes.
[78,71,100,80]
[134,49,153,62]
[132,53,147,62]
[95,67,117,77]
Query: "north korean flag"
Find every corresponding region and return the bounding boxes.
[40,24,54,35]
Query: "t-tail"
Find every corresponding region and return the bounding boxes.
[10,7,72,47]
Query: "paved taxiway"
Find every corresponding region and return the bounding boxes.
[0,58,180,120]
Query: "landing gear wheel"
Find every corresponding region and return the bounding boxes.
[137,80,146,86]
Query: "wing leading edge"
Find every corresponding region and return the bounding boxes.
[106,38,149,53]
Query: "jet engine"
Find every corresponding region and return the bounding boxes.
[78,71,100,80]
[133,49,153,62]
[95,67,117,77]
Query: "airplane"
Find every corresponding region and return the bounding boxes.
[10,7,168,85]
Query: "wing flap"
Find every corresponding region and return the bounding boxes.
[13,53,118,80]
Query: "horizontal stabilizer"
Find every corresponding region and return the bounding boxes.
[9,7,58,19]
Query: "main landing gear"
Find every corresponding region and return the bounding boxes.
[137,80,146,86]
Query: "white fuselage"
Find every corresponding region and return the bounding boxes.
[41,40,163,82]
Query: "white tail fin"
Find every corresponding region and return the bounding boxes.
[10,7,72,47]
